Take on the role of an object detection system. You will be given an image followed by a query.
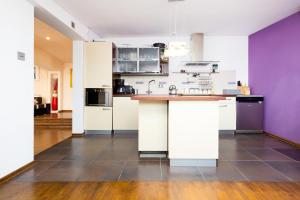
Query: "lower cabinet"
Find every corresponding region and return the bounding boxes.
[113,97,138,130]
[138,101,168,152]
[84,106,112,130]
[219,97,236,130]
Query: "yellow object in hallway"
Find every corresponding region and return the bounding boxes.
[70,68,72,88]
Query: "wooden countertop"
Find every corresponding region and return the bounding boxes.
[131,95,226,101]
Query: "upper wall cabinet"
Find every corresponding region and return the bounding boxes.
[84,42,112,88]
[113,47,168,76]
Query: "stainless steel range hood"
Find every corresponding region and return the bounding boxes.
[190,33,204,61]
[184,33,218,67]
[183,33,218,72]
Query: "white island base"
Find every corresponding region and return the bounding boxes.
[168,101,219,167]
[133,95,223,167]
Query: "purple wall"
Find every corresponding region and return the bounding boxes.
[249,12,300,144]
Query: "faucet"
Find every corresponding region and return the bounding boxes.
[146,80,156,95]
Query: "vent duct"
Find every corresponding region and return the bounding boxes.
[190,33,204,61]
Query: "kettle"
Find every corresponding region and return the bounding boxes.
[169,85,178,95]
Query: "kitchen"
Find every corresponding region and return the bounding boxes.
[83,33,260,167]
[1,0,300,199]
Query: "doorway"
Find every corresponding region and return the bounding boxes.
[34,18,73,155]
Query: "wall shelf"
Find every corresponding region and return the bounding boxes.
[113,72,169,76]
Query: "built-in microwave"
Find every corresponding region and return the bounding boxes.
[85,88,112,107]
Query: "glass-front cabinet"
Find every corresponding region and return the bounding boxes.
[114,47,161,74]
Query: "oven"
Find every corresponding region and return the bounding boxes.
[85,88,112,107]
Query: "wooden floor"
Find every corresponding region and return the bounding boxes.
[0,181,300,200]
[34,128,72,155]
[34,112,72,155]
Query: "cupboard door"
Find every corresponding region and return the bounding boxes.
[219,99,236,130]
[84,106,112,130]
[84,42,112,88]
[138,101,168,151]
[113,97,138,130]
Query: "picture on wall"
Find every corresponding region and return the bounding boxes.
[70,68,73,88]
[34,65,40,80]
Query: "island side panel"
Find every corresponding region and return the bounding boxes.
[138,100,168,152]
[168,101,219,166]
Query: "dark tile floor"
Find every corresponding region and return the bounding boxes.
[12,133,300,182]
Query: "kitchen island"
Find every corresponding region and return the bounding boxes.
[131,95,226,167]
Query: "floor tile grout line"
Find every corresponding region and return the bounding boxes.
[262,160,294,181]
[229,161,250,181]
[117,161,127,181]
[269,148,297,162]
[246,147,296,162]
[159,159,163,180]
[196,166,206,181]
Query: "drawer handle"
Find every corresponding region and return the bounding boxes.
[102,85,111,88]
[219,105,228,108]
[102,108,111,111]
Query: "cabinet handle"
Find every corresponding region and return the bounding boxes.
[102,108,111,111]
[102,85,111,88]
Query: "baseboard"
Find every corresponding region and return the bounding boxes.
[113,130,138,134]
[265,131,300,148]
[72,133,85,137]
[0,161,34,185]
[85,130,112,135]
[59,110,72,113]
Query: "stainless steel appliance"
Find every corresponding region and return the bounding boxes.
[85,88,112,107]
[236,95,264,133]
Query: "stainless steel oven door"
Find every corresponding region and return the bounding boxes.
[86,88,112,107]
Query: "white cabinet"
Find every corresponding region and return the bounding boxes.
[84,42,112,88]
[138,101,168,152]
[168,101,219,163]
[84,106,112,130]
[113,97,138,130]
[114,47,160,73]
[219,97,236,130]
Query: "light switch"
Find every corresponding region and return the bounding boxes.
[17,52,25,61]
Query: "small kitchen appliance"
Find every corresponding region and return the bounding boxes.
[169,85,178,95]
[113,78,135,95]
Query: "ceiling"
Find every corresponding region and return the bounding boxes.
[53,0,300,37]
[35,18,72,63]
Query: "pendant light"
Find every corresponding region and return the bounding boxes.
[165,0,189,57]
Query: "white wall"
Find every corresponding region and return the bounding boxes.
[34,47,63,104]
[105,35,247,93]
[34,48,72,110]
[107,35,248,81]
[72,41,84,134]
[0,0,34,178]
[203,36,249,84]
[31,0,99,41]
[62,63,73,110]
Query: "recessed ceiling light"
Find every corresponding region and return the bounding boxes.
[45,36,51,40]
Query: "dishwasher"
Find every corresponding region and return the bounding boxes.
[236,95,264,133]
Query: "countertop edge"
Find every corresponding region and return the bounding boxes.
[131,95,226,101]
